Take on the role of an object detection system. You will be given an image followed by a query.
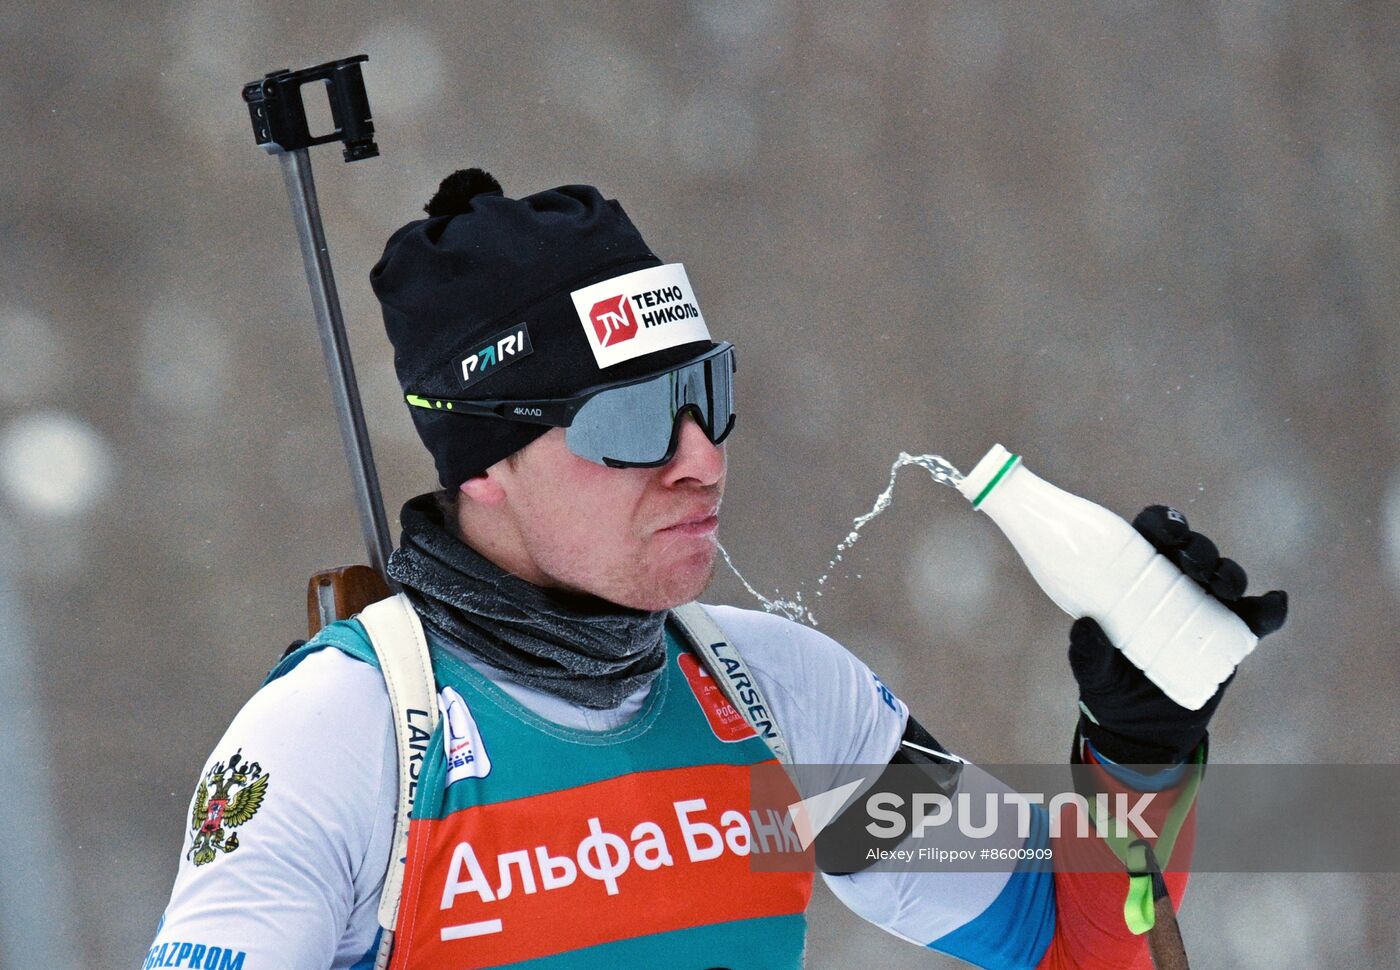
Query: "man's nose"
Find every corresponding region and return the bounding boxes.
[661,413,725,487]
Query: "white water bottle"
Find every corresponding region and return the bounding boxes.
[957,444,1257,710]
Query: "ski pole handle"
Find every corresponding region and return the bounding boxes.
[1147,898,1191,970]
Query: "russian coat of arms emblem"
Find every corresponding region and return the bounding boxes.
[187,749,270,866]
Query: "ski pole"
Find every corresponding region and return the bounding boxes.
[1127,840,1191,969]
[241,56,398,627]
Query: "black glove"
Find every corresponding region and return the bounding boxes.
[1069,505,1288,765]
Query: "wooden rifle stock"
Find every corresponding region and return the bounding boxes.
[307,564,392,636]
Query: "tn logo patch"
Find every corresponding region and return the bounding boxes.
[588,294,639,348]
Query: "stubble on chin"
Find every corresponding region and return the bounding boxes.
[590,545,712,612]
[648,544,719,611]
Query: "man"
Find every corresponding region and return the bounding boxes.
[147,170,1286,969]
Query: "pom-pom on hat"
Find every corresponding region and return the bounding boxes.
[423,168,503,217]
[371,169,715,490]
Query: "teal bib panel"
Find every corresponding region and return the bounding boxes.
[275,620,812,969]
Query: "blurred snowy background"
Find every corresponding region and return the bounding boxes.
[2,1,1398,965]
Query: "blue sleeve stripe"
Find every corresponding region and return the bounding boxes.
[1085,739,1189,791]
[348,929,383,970]
[925,806,1056,969]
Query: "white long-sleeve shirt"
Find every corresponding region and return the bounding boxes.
[147,604,1059,970]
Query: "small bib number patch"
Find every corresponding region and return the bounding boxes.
[678,653,757,743]
[440,686,493,784]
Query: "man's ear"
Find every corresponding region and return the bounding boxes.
[459,469,507,507]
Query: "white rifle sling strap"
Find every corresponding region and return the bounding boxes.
[355,593,439,964]
[670,602,792,766]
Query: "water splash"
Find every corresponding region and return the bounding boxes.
[717,542,812,623]
[718,452,964,627]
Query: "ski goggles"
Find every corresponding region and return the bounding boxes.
[406,342,736,468]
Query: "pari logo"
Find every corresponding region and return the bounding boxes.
[456,324,534,390]
[571,263,712,369]
[439,686,492,785]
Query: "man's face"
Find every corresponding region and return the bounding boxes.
[470,414,726,611]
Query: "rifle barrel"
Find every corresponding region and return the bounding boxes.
[278,147,397,584]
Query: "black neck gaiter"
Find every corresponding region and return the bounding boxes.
[385,494,668,710]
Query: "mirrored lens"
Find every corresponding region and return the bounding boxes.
[565,347,735,467]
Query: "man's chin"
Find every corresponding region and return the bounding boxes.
[629,549,718,611]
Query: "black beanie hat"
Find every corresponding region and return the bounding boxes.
[371,169,715,490]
